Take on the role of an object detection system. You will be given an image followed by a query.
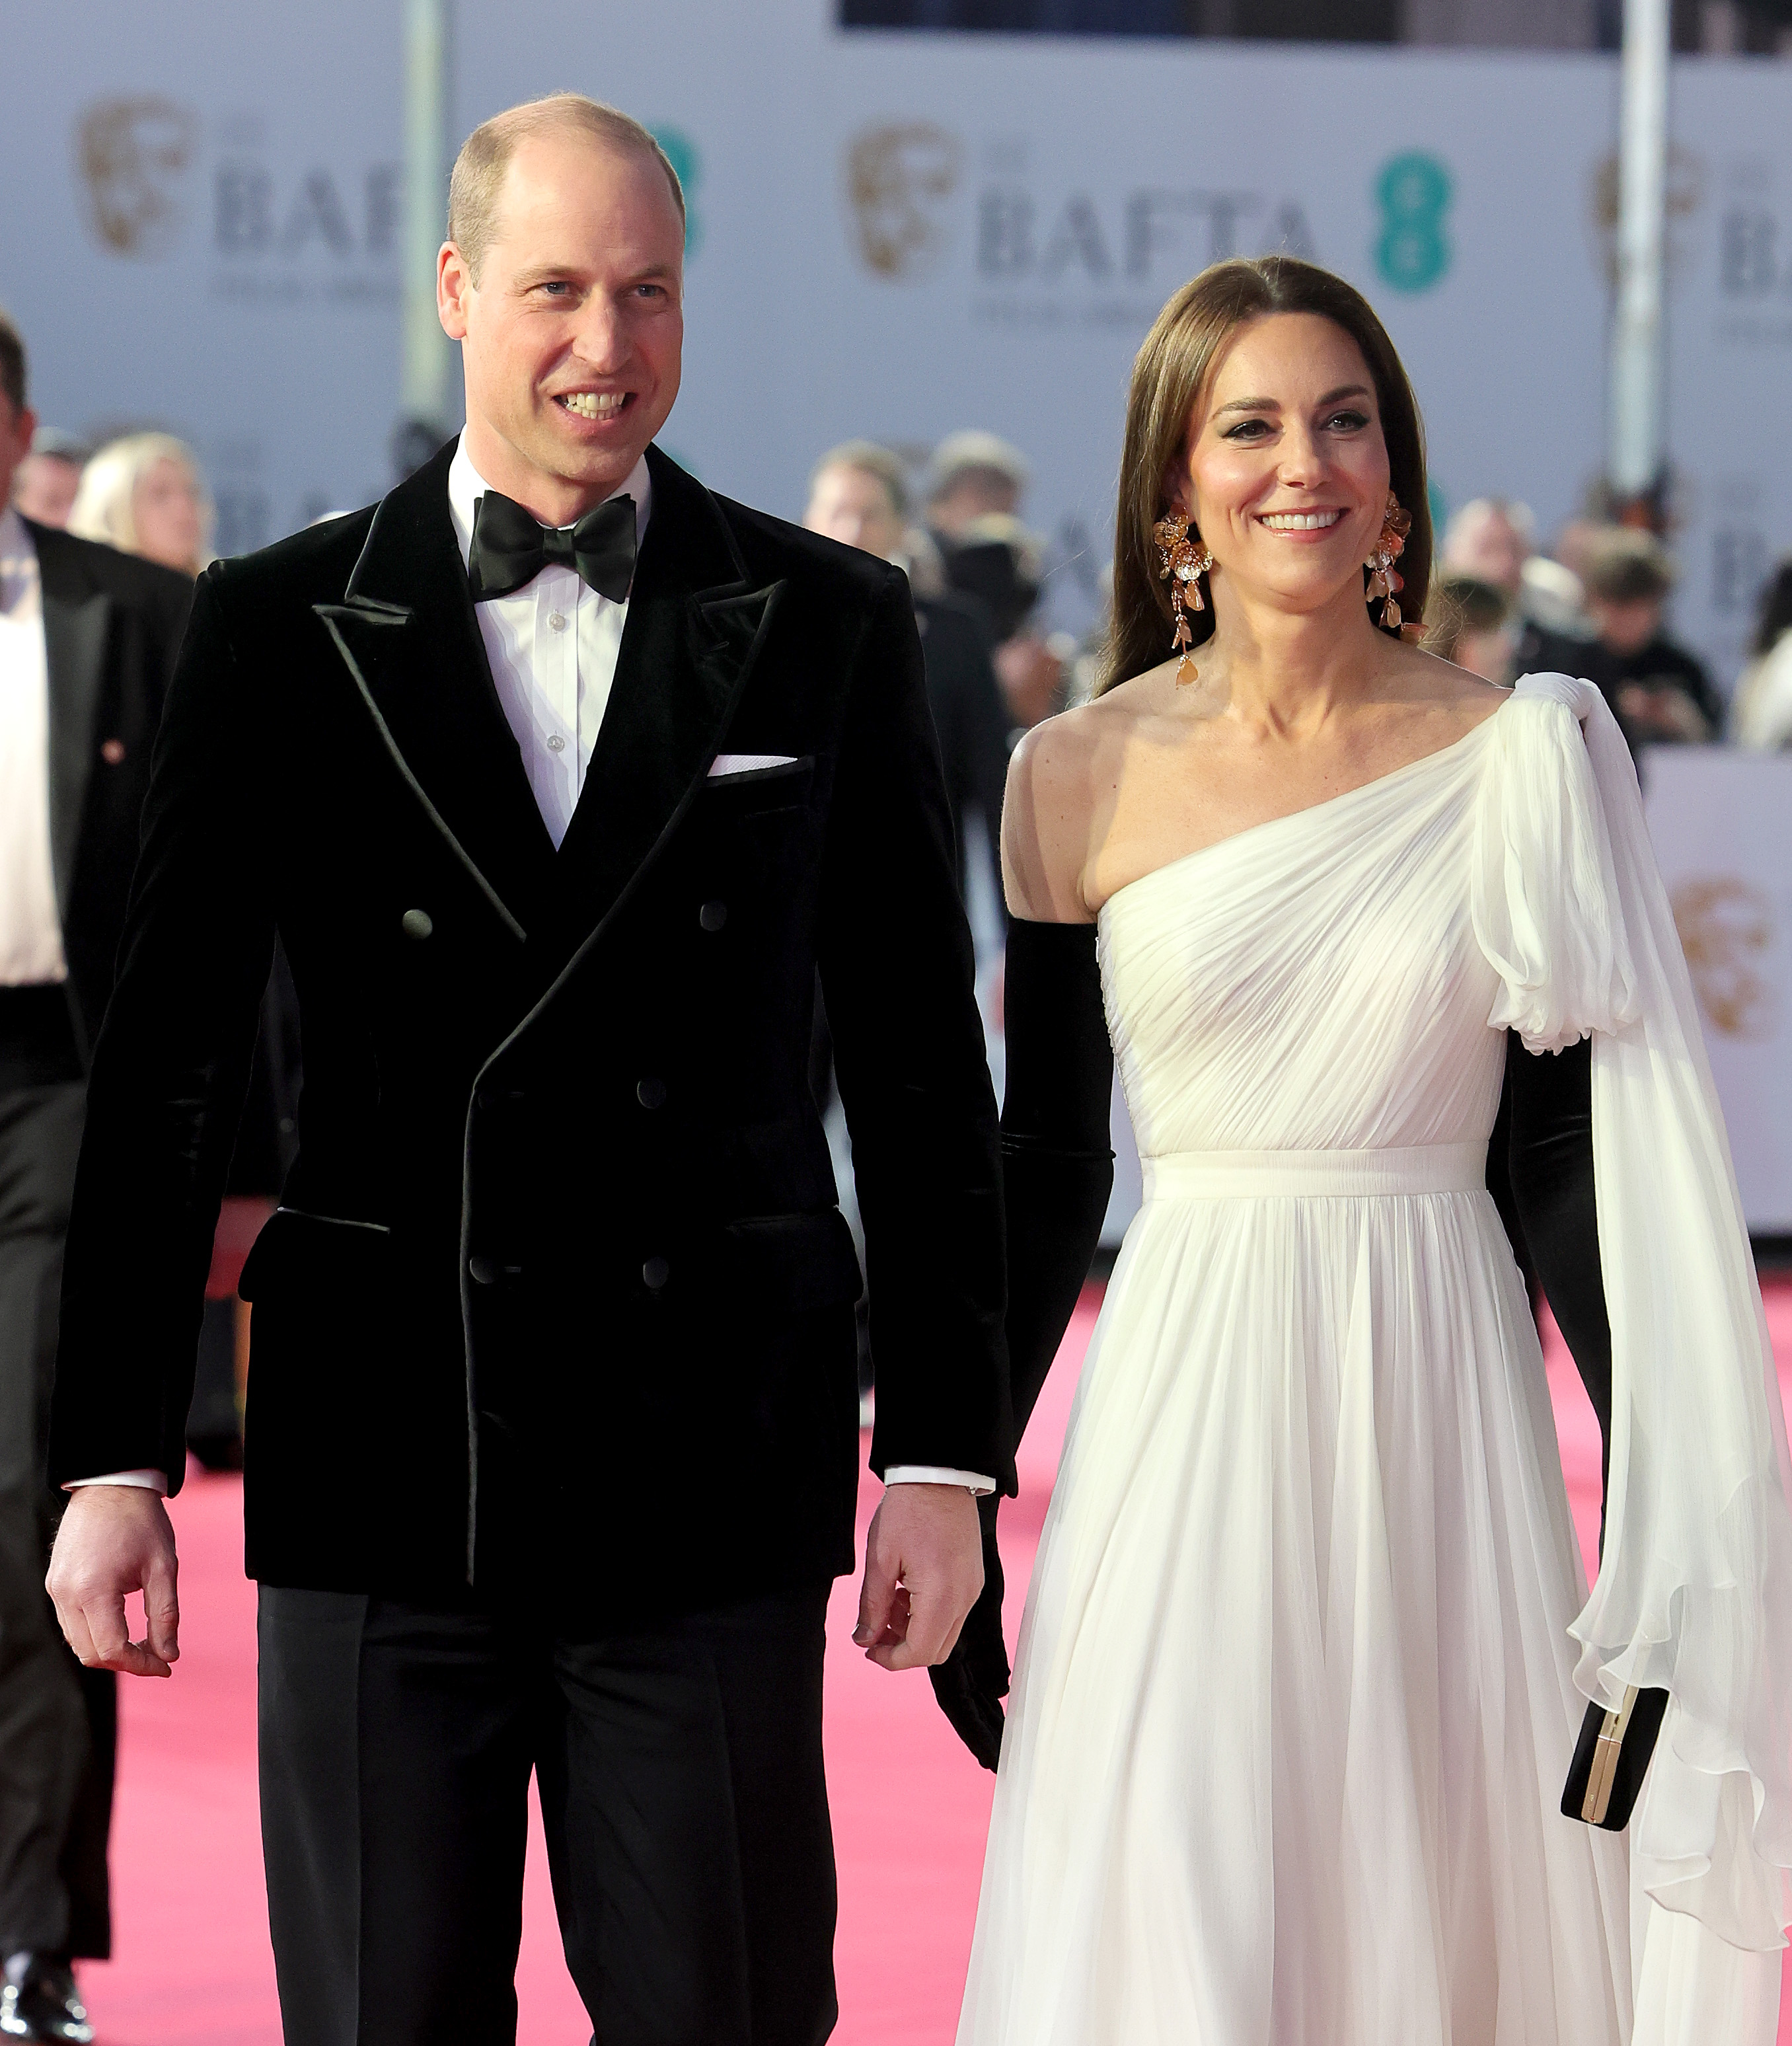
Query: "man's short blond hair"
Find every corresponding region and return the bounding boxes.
[447,95,685,282]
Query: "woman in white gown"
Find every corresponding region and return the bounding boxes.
[952,258,1792,2045]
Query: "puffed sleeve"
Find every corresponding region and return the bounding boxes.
[1474,672,1792,1951]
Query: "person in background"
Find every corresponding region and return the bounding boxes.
[1438,496,1528,593]
[804,441,1014,1420]
[924,443,1064,734]
[1440,494,1590,669]
[1580,527,1723,745]
[67,433,211,578]
[61,420,283,1470]
[805,442,1010,903]
[0,309,190,2046]
[9,432,89,531]
[1429,574,1515,683]
[924,429,1027,543]
[1729,556,1792,752]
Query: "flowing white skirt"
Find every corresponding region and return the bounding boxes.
[956,1162,1781,2045]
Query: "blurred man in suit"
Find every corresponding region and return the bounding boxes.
[10,432,89,533]
[0,310,189,2043]
[804,441,1009,901]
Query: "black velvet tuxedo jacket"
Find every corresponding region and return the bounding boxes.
[50,441,1014,1609]
[20,521,192,1060]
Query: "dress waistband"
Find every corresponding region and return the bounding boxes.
[1140,1141,1487,1201]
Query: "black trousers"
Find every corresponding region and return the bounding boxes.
[0,1080,114,1957]
[258,1582,839,2046]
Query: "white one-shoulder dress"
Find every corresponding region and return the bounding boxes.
[957,676,1792,2046]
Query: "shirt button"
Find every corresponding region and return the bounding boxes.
[548,612,568,631]
[546,734,567,753]
[642,1256,671,1292]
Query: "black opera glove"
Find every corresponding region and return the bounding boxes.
[1503,1031,1666,1829]
[930,1492,1009,1772]
[930,920,1115,1770]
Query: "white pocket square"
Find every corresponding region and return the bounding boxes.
[708,753,799,778]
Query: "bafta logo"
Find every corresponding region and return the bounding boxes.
[1672,876,1775,1041]
[846,123,963,280]
[75,96,199,258]
[1590,145,1702,288]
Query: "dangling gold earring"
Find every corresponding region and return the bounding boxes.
[1364,490,1413,630]
[1152,511,1214,685]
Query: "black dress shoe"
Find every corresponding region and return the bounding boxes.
[0,1954,94,2044]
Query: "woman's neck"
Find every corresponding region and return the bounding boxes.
[1196,579,1391,739]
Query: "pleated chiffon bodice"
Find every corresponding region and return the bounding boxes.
[1098,706,1508,1166]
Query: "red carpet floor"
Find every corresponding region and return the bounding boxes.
[69,1280,1792,2044]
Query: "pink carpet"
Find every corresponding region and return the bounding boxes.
[69,1279,1792,2043]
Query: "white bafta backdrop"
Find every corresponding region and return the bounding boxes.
[7,3,1791,677]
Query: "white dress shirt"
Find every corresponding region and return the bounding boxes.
[72,455,991,1498]
[447,439,648,849]
[0,508,69,986]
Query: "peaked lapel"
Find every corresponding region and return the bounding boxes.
[314,441,556,942]
[33,525,112,920]
[552,447,784,943]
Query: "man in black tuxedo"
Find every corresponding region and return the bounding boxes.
[45,98,1010,2045]
[0,309,190,2041]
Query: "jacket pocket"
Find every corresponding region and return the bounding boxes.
[238,1205,392,1303]
[698,755,815,814]
[720,1207,864,1315]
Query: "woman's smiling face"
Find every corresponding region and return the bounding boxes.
[1172,311,1393,625]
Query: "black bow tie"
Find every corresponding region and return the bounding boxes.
[467,488,638,605]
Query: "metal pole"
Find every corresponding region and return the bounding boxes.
[1608,0,1670,508]
[398,0,452,463]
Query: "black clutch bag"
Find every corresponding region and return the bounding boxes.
[1561,1685,1669,1830]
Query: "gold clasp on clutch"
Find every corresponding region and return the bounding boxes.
[1580,1686,1639,1825]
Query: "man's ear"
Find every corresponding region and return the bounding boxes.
[437,243,472,340]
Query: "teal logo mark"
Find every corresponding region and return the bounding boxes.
[1374,153,1452,293]
[650,125,702,258]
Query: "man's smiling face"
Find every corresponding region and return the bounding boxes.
[441,130,684,525]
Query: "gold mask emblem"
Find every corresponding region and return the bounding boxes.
[1672,876,1775,1041]
[846,124,962,281]
[75,96,199,259]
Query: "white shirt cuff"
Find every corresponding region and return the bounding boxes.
[883,1465,997,1496]
[64,1468,168,1495]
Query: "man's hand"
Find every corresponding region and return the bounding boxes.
[47,1485,180,1678]
[853,1482,983,1671]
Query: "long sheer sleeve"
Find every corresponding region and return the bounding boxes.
[1475,673,1792,1950]
[932,918,1115,1767]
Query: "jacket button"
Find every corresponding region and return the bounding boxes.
[401,908,433,941]
[642,1255,670,1291]
[636,1078,667,1110]
[468,1254,498,1285]
[698,900,728,932]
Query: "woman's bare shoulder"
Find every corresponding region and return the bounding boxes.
[1390,644,1512,739]
[1000,687,1148,924]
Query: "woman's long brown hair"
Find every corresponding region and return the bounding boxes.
[1098,255,1433,697]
